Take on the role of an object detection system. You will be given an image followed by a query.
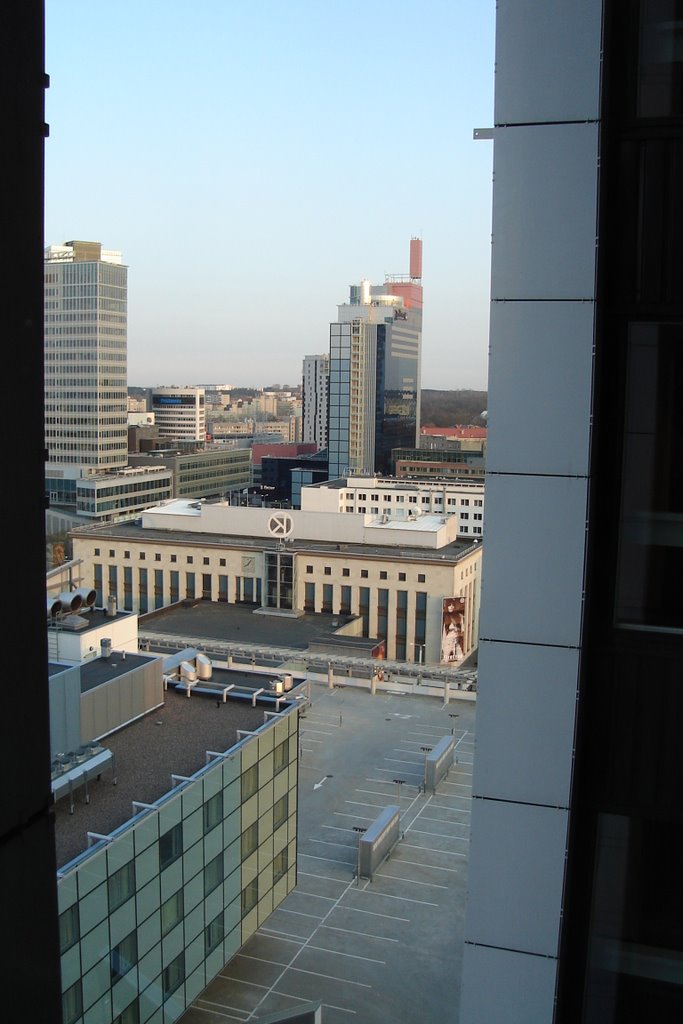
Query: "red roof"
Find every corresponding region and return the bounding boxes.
[420,426,487,438]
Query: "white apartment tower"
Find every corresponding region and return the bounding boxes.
[44,241,128,505]
[301,354,329,450]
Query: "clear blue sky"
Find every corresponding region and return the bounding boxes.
[45,1,495,391]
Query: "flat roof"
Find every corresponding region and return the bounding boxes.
[70,518,478,564]
[49,652,155,692]
[141,603,353,652]
[53,684,292,870]
[47,606,132,636]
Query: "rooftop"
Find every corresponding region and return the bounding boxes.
[53,675,293,870]
[70,512,479,564]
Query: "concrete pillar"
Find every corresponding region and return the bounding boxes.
[328,663,334,689]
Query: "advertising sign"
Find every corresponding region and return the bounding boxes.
[440,596,465,665]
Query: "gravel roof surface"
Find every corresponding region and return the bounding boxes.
[54,690,291,869]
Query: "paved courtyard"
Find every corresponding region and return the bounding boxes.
[180,682,475,1023]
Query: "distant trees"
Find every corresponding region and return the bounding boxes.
[420,389,488,427]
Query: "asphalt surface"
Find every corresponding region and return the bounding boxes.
[180,681,475,1023]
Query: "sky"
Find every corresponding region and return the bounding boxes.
[45,1,495,391]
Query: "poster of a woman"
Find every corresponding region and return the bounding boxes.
[441,597,465,664]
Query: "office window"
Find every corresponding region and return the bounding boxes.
[304,581,315,612]
[109,549,115,557]
[462,499,470,506]
[274,739,288,774]
[155,553,161,562]
[324,566,331,575]
[124,550,130,559]
[187,555,193,564]
[219,558,226,567]
[94,547,100,556]
[398,572,406,581]
[59,904,79,954]
[62,981,82,1024]
[162,952,185,998]
[204,791,223,833]
[241,763,258,800]
[306,565,313,573]
[241,879,258,915]
[186,572,195,599]
[113,999,139,1024]
[241,822,258,861]
[361,569,369,579]
[461,512,469,520]
[159,823,183,870]
[380,571,388,580]
[139,552,145,560]
[342,567,350,577]
[111,931,137,983]
[340,585,351,615]
[273,793,288,829]
[170,554,177,563]
[273,847,288,883]
[203,556,210,565]
[322,583,333,613]
[108,860,135,912]
[204,853,223,896]
[161,890,183,937]
[205,911,224,955]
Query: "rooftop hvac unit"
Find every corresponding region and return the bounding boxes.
[47,596,63,617]
[58,590,83,614]
[101,638,112,659]
[106,594,118,617]
[180,661,197,682]
[282,674,293,692]
[196,653,212,680]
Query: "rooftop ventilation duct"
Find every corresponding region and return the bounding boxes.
[101,638,112,659]
[47,596,63,617]
[72,587,97,609]
[58,590,83,614]
[180,661,197,682]
[196,654,212,680]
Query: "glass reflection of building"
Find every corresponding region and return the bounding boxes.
[327,239,422,478]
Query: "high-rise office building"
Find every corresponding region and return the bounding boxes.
[44,240,128,505]
[327,239,422,478]
[301,353,329,450]
[461,3,683,1022]
[151,385,207,442]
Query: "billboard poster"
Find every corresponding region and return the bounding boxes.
[441,596,466,665]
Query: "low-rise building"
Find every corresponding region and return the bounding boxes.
[128,446,252,501]
[301,476,485,539]
[70,499,482,665]
[47,593,300,1024]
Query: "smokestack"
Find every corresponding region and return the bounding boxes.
[410,237,422,280]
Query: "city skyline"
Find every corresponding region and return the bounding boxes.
[44,0,495,391]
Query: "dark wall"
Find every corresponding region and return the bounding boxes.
[2,3,63,1020]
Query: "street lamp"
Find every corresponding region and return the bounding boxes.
[448,713,460,735]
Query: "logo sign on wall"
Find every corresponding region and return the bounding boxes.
[268,513,294,539]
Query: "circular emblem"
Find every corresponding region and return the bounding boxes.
[268,513,294,538]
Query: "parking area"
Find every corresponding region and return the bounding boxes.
[181,682,475,1023]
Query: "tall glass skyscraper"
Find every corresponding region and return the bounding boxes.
[44,240,128,505]
[327,239,422,478]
